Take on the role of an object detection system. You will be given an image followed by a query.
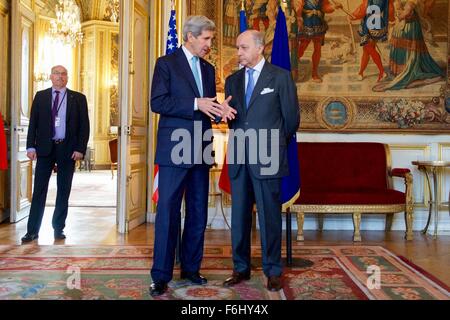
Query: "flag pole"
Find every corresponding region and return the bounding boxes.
[165,0,182,264]
[171,0,182,265]
[271,0,312,268]
[239,0,247,33]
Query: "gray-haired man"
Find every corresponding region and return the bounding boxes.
[222,30,300,291]
[149,15,235,296]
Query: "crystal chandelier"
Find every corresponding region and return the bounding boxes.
[49,0,83,47]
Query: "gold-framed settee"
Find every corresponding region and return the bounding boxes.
[288,142,414,243]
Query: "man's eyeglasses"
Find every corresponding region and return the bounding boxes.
[52,72,67,76]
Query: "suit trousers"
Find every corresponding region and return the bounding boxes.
[27,143,75,235]
[230,164,283,277]
[151,164,209,283]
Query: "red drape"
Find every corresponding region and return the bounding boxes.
[218,156,231,194]
[0,112,7,170]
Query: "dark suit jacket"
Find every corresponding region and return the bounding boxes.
[225,61,300,179]
[26,88,90,158]
[151,47,216,168]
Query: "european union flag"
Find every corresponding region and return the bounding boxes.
[239,5,247,33]
[271,6,301,210]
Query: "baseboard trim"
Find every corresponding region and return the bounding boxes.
[146,212,155,223]
[145,208,450,234]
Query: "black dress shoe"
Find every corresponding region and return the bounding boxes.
[223,271,251,287]
[149,281,168,297]
[267,275,282,291]
[180,271,207,285]
[54,231,66,240]
[21,233,39,243]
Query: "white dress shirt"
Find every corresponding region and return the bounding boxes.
[182,46,203,111]
[245,58,266,92]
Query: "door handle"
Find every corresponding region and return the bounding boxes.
[125,126,132,136]
[14,127,24,133]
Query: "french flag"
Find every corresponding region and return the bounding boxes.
[152,165,159,203]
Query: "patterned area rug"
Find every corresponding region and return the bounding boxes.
[0,245,448,300]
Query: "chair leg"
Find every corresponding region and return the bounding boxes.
[385,213,394,231]
[405,207,414,241]
[296,212,304,241]
[352,212,362,242]
[403,172,414,240]
[317,214,324,231]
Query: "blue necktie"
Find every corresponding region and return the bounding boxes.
[245,68,255,109]
[191,56,203,97]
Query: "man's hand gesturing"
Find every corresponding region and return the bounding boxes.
[197,97,226,120]
[220,96,237,123]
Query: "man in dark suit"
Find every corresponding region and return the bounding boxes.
[222,30,300,291]
[22,65,90,243]
[149,15,235,297]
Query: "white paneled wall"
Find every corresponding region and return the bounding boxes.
[202,132,450,235]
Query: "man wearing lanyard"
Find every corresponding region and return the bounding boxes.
[22,65,90,243]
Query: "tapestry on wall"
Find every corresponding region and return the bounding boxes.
[188,0,450,132]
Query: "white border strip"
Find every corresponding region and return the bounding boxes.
[333,257,376,300]
[381,247,450,297]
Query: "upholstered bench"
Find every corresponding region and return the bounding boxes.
[289,142,414,242]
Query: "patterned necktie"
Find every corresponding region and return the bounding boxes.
[245,68,255,109]
[191,56,203,97]
[52,90,60,137]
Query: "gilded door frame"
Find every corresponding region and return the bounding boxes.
[117,0,150,233]
[10,0,35,223]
